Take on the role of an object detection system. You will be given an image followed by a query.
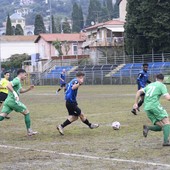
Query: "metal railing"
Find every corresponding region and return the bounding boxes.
[31,68,170,86]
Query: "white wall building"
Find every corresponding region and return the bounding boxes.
[0,35,37,61]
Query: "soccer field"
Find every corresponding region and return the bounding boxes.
[0,85,170,170]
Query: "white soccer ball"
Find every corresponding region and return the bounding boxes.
[112,121,121,130]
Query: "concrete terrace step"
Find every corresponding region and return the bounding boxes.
[105,64,126,77]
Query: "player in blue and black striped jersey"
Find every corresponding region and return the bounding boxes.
[131,63,151,115]
[57,72,99,135]
[56,69,66,95]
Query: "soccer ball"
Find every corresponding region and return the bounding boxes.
[112,121,121,130]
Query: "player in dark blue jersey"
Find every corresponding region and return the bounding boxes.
[57,72,99,135]
[131,63,151,115]
[56,69,66,95]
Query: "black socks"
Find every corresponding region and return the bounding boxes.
[83,119,91,127]
[61,119,71,128]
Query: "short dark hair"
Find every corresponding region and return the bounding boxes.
[156,74,164,80]
[17,69,26,75]
[143,63,149,67]
[76,72,85,77]
[4,71,10,75]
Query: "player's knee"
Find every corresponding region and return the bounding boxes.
[161,117,170,125]
[79,113,86,121]
[22,110,29,115]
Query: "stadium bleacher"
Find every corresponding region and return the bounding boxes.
[43,66,73,79]
[113,62,170,77]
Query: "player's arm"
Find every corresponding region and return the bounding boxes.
[147,80,151,84]
[133,89,145,109]
[72,79,83,90]
[137,73,144,87]
[20,85,34,93]
[72,82,81,90]
[164,94,170,101]
[0,80,7,89]
[7,82,19,101]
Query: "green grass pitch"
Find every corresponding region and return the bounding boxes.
[0,85,170,170]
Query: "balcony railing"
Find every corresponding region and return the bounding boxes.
[83,37,124,48]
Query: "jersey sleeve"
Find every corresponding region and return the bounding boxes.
[0,79,4,86]
[161,84,169,96]
[11,78,19,87]
[72,80,78,85]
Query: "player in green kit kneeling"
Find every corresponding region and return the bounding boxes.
[0,69,37,136]
[133,74,170,146]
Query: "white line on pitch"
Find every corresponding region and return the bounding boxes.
[0,144,170,168]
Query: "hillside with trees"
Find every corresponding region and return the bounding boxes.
[0,0,119,27]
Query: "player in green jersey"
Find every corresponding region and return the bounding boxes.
[0,69,37,136]
[133,74,170,146]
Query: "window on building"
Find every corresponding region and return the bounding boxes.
[72,43,78,55]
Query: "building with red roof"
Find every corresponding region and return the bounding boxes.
[35,33,86,60]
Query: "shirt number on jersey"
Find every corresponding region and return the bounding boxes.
[146,86,156,97]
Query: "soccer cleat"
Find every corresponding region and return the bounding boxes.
[27,129,38,136]
[57,125,64,135]
[90,123,99,129]
[56,91,59,95]
[131,109,137,115]
[143,125,149,138]
[163,141,170,146]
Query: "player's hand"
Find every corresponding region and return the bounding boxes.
[29,85,35,90]
[79,78,84,85]
[15,96,19,102]
[13,91,19,102]
[133,103,138,110]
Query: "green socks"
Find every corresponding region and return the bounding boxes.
[163,124,170,143]
[0,116,4,121]
[148,125,162,131]
[25,113,31,129]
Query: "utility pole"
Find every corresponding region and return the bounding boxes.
[46,0,52,33]
[49,0,52,33]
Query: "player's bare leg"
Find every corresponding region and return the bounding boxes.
[0,103,10,119]
[21,110,37,136]
[56,87,63,95]
[161,117,170,146]
[57,116,78,135]
[0,113,8,121]
[131,95,144,115]
[143,117,170,146]
[143,121,162,138]
[79,113,99,129]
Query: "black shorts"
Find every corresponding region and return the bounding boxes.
[66,101,81,116]
[0,92,8,103]
[60,83,66,87]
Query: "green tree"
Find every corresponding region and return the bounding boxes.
[86,0,102,26]
[125,0,170,55]
[2,53,30,69]
[62,18,71,33]
[113,0,119,18]
[106,0,114,19]
[6,14,13,35]
[79,5,84,30]
[15,24,24,35]
[55,16,62,33]
[51,15,57,33]
[34,14,46,35]
[101,2,109,22]
[72,2,84,33]
[52,40,63,56]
